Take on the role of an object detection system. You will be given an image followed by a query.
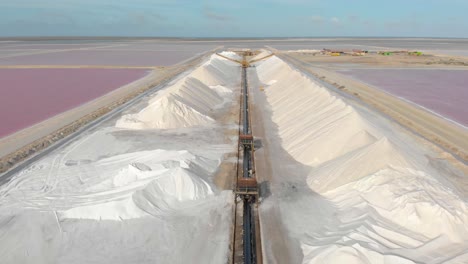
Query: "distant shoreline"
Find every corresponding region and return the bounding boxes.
[2,36,468,41]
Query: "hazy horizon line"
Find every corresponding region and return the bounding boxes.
[1,36,468,40]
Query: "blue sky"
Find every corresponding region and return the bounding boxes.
[0,0,467,37]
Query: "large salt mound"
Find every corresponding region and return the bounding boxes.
[346,168,468,241]
[116,94,215,129]
[45,149,220,221]
[218,51,242,61]
[257,56,382,167]
[191,55,240,86]
[0,145,233,263]
[116,54,238,130]
[255,55,468,263]
[302,243,416,264]
[308,137,411,192]
[306,168,468,263]
[133,167,215,215]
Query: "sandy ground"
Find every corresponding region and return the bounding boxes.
[0,49,218,174]
[286,52,468,68]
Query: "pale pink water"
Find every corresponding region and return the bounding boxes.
[0,44,105,50]
[0,50,203,66]
[0,68,148,138]
[338,69,468,127]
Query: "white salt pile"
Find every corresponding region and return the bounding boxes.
[0,52,239,264]
[255,56,468,263]
[116,54,239,130]
[218,51,242,61]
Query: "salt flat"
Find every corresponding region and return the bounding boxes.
[0,40,219,66]
[0,50,207,67]
[1,38,468,66]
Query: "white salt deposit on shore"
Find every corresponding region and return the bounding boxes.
[255,56,468,263]
[0,53,239,264]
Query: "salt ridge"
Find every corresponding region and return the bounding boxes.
[116,53,239,130]
[256,56,468,263]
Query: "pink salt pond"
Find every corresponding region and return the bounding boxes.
[338,69,468,127]
[0,68,149,138]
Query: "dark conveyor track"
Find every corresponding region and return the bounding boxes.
[242,65,252,180]
[243,196,255,264]
[228,52,261,264]
[241,63,256,264]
